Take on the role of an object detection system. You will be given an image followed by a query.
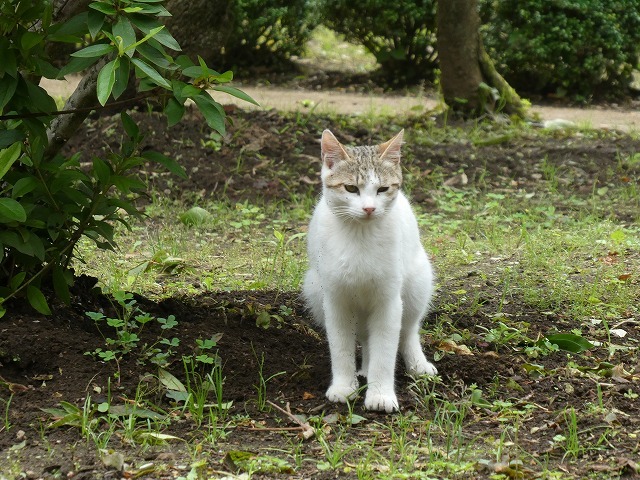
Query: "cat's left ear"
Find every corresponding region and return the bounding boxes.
[379,129,404,164]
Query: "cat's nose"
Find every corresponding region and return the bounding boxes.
[363,207,376,215]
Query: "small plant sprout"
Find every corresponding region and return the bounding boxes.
[252,345,286,411]
[85,291,181,377]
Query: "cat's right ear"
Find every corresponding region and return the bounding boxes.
[321,129,349,169]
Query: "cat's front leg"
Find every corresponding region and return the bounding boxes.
[364,297,402,412]
[323,298,359,403]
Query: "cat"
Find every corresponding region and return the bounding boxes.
[302,129,437,413]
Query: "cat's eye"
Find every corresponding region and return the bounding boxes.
[344,185,359,194]
[377,187,389,194]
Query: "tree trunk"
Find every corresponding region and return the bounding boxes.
[436,0,527,118]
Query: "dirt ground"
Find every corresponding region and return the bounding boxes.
[1,86,640,478]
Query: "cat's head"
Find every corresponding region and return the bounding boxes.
[320,129,404,222]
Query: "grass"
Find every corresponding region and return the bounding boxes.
[303,25,378,74]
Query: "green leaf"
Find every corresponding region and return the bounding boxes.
[9,272,27,292]
[193,94,226,135]
[112,16,136,57]
[214,70,234,83]
[27,286,52,315]
[89,2,117,15]
[35,59,61,80]
[26,81,57,116]
[129,15,181,51]
[21,31,44,51]
[0,130,25,150]
[0,38,17,78]
[131,58,170,88]
[25,234,45,261]
[164,97,184,127]
[12,177,38,198]
[110,175,146,192]
[0,198,27,222]
[129,26,166,52]
[182,65,220,79]
[97,58,119,106]
[158,367,186,392]
[0,74,19,110]
[0,142,22,180]
[92,157,111,185]
[180,206,211,226]
[140,151,187,178]
[53,265,71,305]
[111,55,130,99]
[137,42,172,69]
[544,334,595,354]
[57,56,99,79]
[121,111,139,139]
[71,43,116,58]
[212,85,260,106]
[49,12,88,39]
[87,9,105,39]
[135,3,170,16]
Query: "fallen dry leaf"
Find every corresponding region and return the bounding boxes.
[437,339,474,356]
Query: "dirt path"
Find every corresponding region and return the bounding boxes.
[41,77,640,131]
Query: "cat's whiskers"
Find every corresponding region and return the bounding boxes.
[330,206,359,222]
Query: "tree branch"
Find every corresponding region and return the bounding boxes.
[44,57,108,161]
[0,93,154,121]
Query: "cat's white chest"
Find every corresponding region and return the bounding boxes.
[308,200,402,291]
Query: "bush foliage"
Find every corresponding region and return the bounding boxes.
[221,0,314,68]
[318,0,438,84]
[481,0,640,100]
[0,0,253,316]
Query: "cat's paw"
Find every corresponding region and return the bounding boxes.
[407,358,438,377]
[326,383,358,403]
[364,390,399,413]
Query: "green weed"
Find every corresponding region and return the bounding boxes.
[85,291,180,374]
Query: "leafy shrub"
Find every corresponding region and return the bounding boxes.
[0,0,254,316]
[318,0,438,84]
[481,0,640,100]
[165,0,314,70]
[223,0,314,68]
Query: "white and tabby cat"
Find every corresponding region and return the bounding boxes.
[303,129,437,413]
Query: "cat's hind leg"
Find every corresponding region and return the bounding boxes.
[400,319,437,376]
[302,268,325,325]
[400,270,437,376]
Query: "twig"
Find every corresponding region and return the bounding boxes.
[266,400,316,440]
[612,319,640,329]
[0,93,155,121]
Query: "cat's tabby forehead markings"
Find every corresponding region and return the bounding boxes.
[324,145,402,189]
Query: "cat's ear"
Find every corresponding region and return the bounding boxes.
[379,129,404,164]
[321,129,349,169]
